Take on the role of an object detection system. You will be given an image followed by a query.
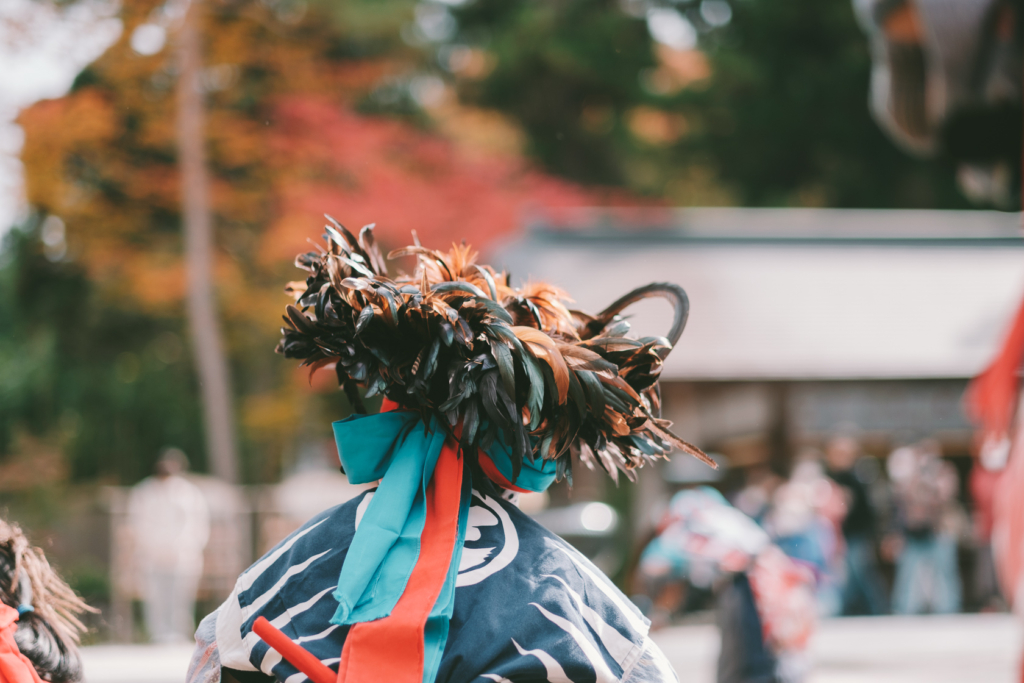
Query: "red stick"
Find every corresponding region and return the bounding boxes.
[252,616,336,683]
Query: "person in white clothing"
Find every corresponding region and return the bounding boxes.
[128,448,210,644]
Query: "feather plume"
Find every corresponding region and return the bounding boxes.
[276,223,714,485]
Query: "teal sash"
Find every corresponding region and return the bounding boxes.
[330,411,556,682]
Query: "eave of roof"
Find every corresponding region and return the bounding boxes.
[521,207,1024,244]
[494,208,1024,381]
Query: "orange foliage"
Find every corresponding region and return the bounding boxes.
[18,0,606,317]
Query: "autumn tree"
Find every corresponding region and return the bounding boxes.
[8,0,595,484]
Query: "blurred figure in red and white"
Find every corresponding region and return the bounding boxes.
[965,292,1024,682]
[128,447,210,643]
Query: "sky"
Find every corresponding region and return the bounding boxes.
[0,0,122,235]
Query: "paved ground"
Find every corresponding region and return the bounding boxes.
[81,642,195,683]
[80,613,1021,682]
[651,613,1022,683]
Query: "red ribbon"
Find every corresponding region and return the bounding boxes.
[477,452,532,494]
[335,432,463,682]
[253,398,465,683]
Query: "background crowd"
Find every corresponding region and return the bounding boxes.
[627,429,1006,682]
[636,430,1000,624]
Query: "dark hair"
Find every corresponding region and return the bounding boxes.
[11,612,82,682]
[0,534,85,682]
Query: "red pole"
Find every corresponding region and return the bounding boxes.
[252,617,336,683]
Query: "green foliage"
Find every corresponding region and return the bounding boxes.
[307,0,417,43]
[0,219,205,482]
[447,0,967,207]
[453,0,657,185]
[676,0,967,207]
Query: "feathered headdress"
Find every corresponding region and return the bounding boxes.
[276,218,712,485]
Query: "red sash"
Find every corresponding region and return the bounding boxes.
[254,398,464,683]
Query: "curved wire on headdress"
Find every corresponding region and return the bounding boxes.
[276,218,713,485]
[587,282,689,349]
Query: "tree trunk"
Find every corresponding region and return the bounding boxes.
[175,0,239,482]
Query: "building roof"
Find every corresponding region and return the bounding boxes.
[492,208,1024,381]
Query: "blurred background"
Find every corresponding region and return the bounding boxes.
[0,0,1022,681]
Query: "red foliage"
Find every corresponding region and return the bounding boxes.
[260,97,607,264]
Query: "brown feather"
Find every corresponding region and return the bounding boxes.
[512,326,570,404]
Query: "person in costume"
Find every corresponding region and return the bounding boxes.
[187,220,715,683]
[637,487,816,683]
[0,520,93,683]
[762,457,846,617]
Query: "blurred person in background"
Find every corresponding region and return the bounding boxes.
[885,440,965,614]
[824,433,888,615]
[638,487,817,683]
[734,464,783,526]
[762,454,847,617]
[128,447,210,644]
[0,519,92,683]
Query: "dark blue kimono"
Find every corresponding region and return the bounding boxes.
[187,489,677,683]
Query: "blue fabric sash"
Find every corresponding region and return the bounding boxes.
[330,411,556,682]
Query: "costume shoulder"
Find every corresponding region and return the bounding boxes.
[211,490,370,678]
[195,488,677,683]
[441,490,677,683]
